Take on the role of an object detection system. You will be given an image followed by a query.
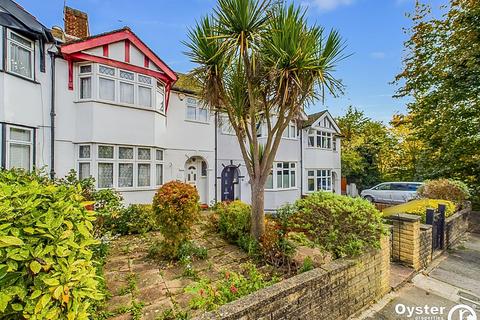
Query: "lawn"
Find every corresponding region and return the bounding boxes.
[101,213,281,320]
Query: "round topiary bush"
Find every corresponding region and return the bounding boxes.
[216,200,251,242]
[294,191,387,258]
[417,178,470,205]
[0,169,103,319]
[152,181,200,257]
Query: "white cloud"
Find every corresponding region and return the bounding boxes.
[308,0,355,11]
[370,51,386,59]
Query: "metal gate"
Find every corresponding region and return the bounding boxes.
[426,204,446,251]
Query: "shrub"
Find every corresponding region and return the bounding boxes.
[418,178,470,205]
[152,181,200,257]
[106,204,157,235]
[382,199,456,223]
[294,192,387,258]
[216,201,251,242]
[0,169,103,319]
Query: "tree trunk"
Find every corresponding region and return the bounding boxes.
[250,179,265,240]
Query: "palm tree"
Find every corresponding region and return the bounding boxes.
[185,0,346,240]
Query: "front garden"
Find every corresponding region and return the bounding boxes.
[0,168,388,319]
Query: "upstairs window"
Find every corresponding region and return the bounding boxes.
[79,64,92,99]
[155,82,165,113]
[185,97,208,122]
[282,122,297,139]
[308,129,333,149]
[7,30,34,79]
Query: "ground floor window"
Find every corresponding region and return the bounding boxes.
[265,162,296,190]
[76,143,164,189]
[307,169,332,192]
[2,124,35,171]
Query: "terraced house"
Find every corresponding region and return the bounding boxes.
[0,1,342,210]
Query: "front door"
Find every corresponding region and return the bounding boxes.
[221,166,238,201]
[186,165,197,185]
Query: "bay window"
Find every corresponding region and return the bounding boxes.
[265,162,296,190]
[7,30,34,79]
[77,64,163,111]
[307,169,332,192]
[6,126,34,171]
[77,144,164,189]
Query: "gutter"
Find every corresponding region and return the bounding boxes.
[300,127,303,196]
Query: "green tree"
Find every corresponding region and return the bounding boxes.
[185,0,346,239]
[395,0,480,198]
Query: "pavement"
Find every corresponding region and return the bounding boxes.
[357,233,480,320]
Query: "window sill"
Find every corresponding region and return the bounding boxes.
[282,137,298,141]
[185,119,210,125]
[305,147,334,151]
[75,99,165,116]
[2,70,39,84]
[265,188,298,192]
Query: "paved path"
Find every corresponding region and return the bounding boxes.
[358,233,480,320]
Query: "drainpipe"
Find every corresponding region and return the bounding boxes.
[49,51,56,179]
[214,111,218,203]
[300,127,303,196]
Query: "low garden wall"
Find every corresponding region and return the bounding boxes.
[469,211,480,234]
[195,236,390,320]
[388,205,471,270]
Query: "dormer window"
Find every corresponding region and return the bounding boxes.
[7,30,34,80]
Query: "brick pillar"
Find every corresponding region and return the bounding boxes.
[388,213,421,270]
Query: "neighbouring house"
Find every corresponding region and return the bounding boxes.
[0,1,341,210]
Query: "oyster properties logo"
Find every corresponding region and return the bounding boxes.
[395,303,478,320]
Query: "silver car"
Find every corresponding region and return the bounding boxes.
[360,182,423,204]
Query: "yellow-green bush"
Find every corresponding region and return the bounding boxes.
[152,181,200,257]
[105,204,157,235]
[216,201,251,242]
[294,192,386,258]
[0,169,103,319]
[382,199,456,222]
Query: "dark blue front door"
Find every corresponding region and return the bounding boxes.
[221,166,238,201]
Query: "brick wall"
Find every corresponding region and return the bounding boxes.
[445,207,471,247]
[419,225,432,269]
[389,213,421,270]
[194,236,390,320]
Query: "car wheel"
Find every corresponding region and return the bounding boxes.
[364,195,374,203]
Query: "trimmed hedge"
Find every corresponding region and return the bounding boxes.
[294,192,386,258]
[0,169,103,319]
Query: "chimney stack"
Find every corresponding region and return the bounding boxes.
[64,6,89,39]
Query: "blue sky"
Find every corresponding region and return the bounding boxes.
[17,0,444,122]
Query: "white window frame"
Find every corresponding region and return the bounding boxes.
[76,144,164,190]
[307,129,333,149]
[265,161,297,190]
[78,64,93,100]
[6,29,35,80]
[306,169,333,193]
[75,63,160,111]
[282,122,297,139]
[185,97,209,123]
[5,125,34,171]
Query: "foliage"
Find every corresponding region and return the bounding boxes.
[152,181,200,258]
[0,169,103,319]
[185,263,278,311]
[105,204,158,235]
[298,257,314,274]
[383,199,456,223]
[417,179,471,205]
[59,170,124,236]
[394,0,480,205]
[185,0,346,239]
[294,192,387,258]
[217,201,251,242]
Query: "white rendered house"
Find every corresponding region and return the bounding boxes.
[0,2,341,210]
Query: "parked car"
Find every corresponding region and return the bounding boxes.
[360,182,423,204]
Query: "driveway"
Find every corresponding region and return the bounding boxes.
[358,233,480,320]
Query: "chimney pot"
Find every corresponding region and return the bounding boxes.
[64,6,89,39]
